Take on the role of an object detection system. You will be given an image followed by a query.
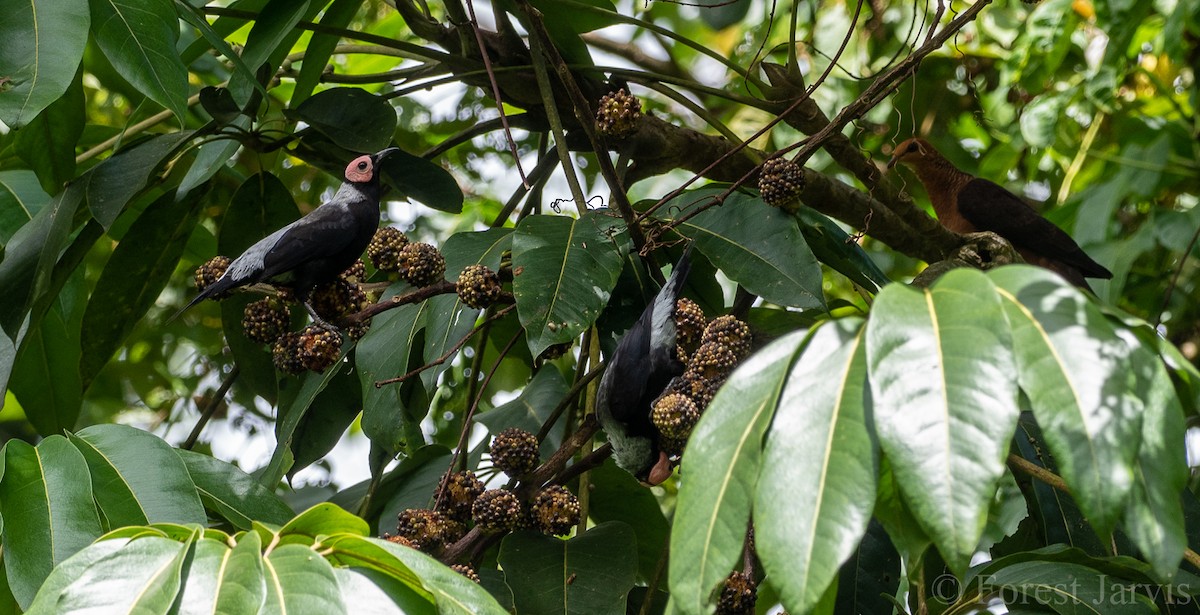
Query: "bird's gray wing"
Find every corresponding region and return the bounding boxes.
[256,203,363,280]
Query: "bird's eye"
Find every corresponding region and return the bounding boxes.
[357,161,368,171]
[906,142,920,153]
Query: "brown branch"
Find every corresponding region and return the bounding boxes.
[182,365,241,450]
[346,281,510,324]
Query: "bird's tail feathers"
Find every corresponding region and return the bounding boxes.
[167,276,235,324]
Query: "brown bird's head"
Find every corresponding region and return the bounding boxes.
[887,137,938,170]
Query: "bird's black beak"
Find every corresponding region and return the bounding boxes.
[885,153,900,171]
[372,147,401,165]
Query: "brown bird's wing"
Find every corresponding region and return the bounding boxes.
[957,179,1112,280]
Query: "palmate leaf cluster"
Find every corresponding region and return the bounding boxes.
[0,0,1197,613]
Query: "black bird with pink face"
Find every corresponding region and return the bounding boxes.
[179,147,399,321]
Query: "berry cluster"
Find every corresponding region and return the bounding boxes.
[655,313,752,457]
[717,571,758,615]
[272,324,343,374]
[758,157,806,212]
[194,256,232,299]
[456,264,503,309]
[595,89,642,139]
[489,428,541,477]
[367,227,409,272]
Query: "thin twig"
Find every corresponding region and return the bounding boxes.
[182,365,241,450]
[374,304,516,387]
[462,0,530,187]
[535,364,606,442]
[433,331,523,511]
[1154,224,1199,328]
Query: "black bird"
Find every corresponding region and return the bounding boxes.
[178,147,399,321]
[596,247,692,485]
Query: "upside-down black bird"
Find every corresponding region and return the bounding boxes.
[179,147,399,321]
[596,247,692,486]
[888,137,1112,289]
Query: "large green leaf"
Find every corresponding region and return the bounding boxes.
[990,266,1145,534]
[982,561,1157,614]
[498,523,639,615]
[587,460,670,581]
[334,567,437,615]
[227,0,313,106]
[14,70,84,195]
[70,424,206,526]
[176,449,294,529]
[1120,356,1187,580]
[52,535,192,613]
[0,170,52,243]
[262,544,347,615]
[294,88,397,153]
[0,181,84,341]
[0,0,89,128]
[24,540,125,615]
[80,189,204,388]
[9,273,85,435]
[374,538,509,614]
[866,269,1019,575]
[175,532,266,615]
[260,349,355,486]
[512,213,626,357]
[476,367,569,456]
[89,0,188,122]
[215,172,303,404]
[756,318,877,615]
[290,0,363,105]
[288,365,364,478]
[356,295,427,454]
[664,187,824,309]
[177,115,252,197]
[0,436,103,609]
[378,147,465,214]
[86,131,193,229]
[795,207,890,292]
[670,331,806,615]
[833,519,901,615]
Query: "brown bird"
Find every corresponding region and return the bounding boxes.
[888,137,1112,289]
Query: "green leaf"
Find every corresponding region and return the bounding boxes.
[89,0,188,123]
[512,213,626,357]
[227,0,312,106]
[670,331,806,615]
[0,436,103,609]
[756,318,876,615]
[356,297,426,454]
[872,456,931,566]
[982,561,1157,614]
[0,181,85,341]
[833,519,901,615]
[587,460,670,580]
[294,87,397,153]
[0,170,52,243]
[262,543,347,615]
[178,116,252,197]
[441,228,513,276]
[498,523,639,615]
[379,148,465,214]
[261,351,355,486]
[795,208,891,292]
[80,189,204,388]
[1018,94,1065,148]
[14,70,84,195]
[0,0,89,128]
[698,0,751,29]
[375,538,509,614]
[174,3,266,102]
[9,274,85,435]
[176,449,294,529]
[215,172,303,404]
[86,131,193,229]
[665,187,825,309]
[290,0,363,105]
[989,266,1145,534]
[277,503,371,544]
[54,535,192,613]
[866,269,1019,574]
[335,567,438,615]
[288,366,364,478]
[1120,358,1187,580]
[70,424,206,526]
[24,540,126,615]
[175,532,267,615]
[331,445,451,535]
